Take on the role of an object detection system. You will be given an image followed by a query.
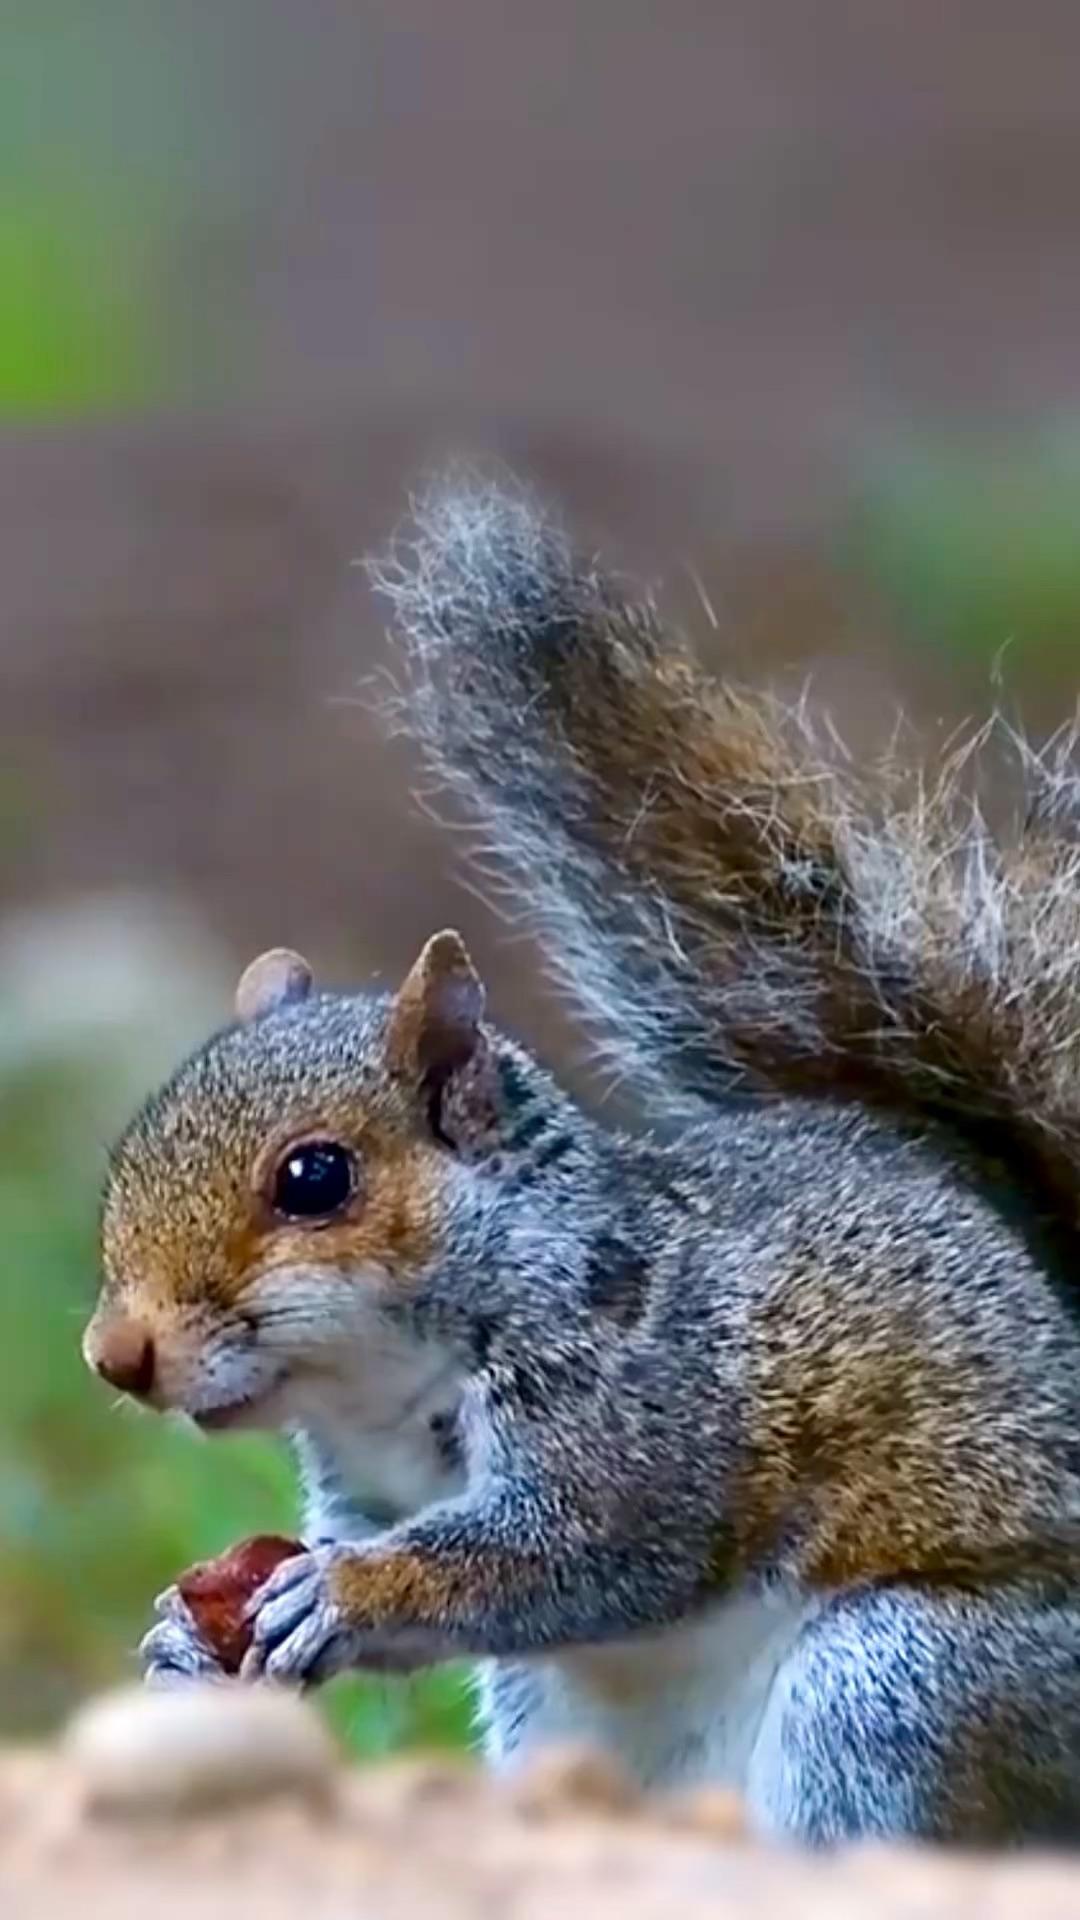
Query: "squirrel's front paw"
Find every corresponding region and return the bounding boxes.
[139,1585,226,1688]
[240,1544,365,1686]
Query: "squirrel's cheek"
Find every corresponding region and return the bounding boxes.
[264,1203,436,1280]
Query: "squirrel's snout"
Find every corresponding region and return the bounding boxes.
[85,1316,157,1401]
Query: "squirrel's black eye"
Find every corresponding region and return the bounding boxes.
[271,1140,356,1222]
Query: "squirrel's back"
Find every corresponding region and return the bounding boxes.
[613,1093,1080,1588]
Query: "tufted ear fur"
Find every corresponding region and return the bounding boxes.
[388,931,494,1146]
[235,948,314,1023]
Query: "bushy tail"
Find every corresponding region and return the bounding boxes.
[371,472,1080,1231]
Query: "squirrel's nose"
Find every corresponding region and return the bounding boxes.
[87,1318,157,1399]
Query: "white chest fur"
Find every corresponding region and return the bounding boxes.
[479,1583,814,1794]
[289,1346,464,1536]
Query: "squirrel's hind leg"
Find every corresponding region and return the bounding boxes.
[752,1578,1080,1845]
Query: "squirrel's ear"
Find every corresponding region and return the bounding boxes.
[387,930,485,1082]
[235,948,314,1023]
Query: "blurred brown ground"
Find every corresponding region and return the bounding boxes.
[4,1,1080,1057]
[9,1726,1080,1920]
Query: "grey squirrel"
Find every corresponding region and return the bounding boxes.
[84,475,1080,1845]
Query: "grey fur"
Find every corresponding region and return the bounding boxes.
[763,1579,1080,1845]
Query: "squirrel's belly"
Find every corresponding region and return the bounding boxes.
[477,1584,816,1793]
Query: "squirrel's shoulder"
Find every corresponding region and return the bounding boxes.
[669,1096,1057,1283]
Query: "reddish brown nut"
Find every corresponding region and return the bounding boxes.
[177,1534,305,1673]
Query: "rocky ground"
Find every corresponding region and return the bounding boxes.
[3,1686,1080,1920]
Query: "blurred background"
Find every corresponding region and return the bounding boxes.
[4,0,1080,1755]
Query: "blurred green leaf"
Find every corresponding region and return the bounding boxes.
[848,429,1080,669]
[0,187,162,413]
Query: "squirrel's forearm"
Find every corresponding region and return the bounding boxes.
[326,1480,703,1658]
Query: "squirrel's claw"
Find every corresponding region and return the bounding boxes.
[152,1581,190,1623]
[241,1545,356,1686]
[140,1598,224,1687]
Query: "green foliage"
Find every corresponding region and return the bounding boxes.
[0,910,472,1756]
[0,8,172,416]
[0,188,162,415]
[848,429,1080,669]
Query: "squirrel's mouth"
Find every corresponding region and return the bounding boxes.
[189,1378,287,1433]
[191,1400,259,1432]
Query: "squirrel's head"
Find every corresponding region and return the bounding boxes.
[83,931,534,1439]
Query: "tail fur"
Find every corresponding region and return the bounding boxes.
[371,472,1080,1233]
